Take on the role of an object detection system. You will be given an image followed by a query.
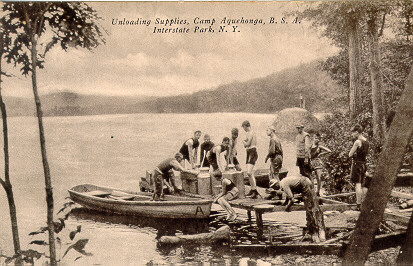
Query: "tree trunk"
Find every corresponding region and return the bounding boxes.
[348,17,361,120]
[304,188,326,242]
[158,225,230,245]
[30,36,56,266]
[0,36,22,265]
[342,65,413,265]
[367,12,385,142]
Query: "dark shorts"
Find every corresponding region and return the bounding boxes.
[207,156,222,178]
[232,156,240,166]
[201,159,210,167]
[270,155,283,180]
[207,155,218,170]
[180,149,190,161]
[351,161,367,186]
[223,189,239,201]
[211,168,222,178]
[246,148,258,165]
[271,155,283,172]
[296,158,311,177]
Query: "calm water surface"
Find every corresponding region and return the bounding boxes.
[0,113,302,265]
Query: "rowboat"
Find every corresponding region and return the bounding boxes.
[68,184,213,219]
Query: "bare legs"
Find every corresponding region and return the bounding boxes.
[217,197,237,220]
[355,183,368,205]
[246,163,257,189]
[311,169,324,195]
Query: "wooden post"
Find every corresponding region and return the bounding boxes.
[255,210,263,228]
[397,212,413,264]
[397,165,413,263]
[255,210,264,237]
[342,69,413,265]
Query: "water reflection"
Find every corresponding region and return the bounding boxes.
[69,207,211,239]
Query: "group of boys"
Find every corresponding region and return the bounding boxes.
[269,124,369,211]
[152,121,370,211]
[151,120,263,200]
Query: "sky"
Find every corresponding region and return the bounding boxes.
[2,1,339,98]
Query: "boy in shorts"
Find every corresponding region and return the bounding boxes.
[349,124,369,209]
[242,120,259,199]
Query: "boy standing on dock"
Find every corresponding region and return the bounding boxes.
[179,130,202,169]
[265,125,283,183]
[349,124,369,209]
[227,128,242,171]
[309,132,331,195]
[242,120,259,199]
[295,125,311,177]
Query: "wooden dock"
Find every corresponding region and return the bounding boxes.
[227,195,359,234]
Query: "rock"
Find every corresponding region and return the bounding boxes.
[273,107,321,133]
[239,257,250,266]
[271,256,284,265]
[295,257,307,263]
[257,259,271,266]
[158,225,230,245]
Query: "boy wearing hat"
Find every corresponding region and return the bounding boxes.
[265,125,283,183]
[295,125,311,177]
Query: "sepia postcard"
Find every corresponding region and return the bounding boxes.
[0,1,412,265]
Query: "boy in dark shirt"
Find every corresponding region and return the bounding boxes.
[200,134,214,167]
[227,128,242,171]
[349,124,369,209]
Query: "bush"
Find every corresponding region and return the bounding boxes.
[319,111,376,195]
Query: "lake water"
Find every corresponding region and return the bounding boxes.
[0,113,303,265]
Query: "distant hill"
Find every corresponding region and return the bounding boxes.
[3,61,344,116]
[148,62,344,113]
[3,92,154,117]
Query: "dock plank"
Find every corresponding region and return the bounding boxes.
[383,211,410,224]
[323,192,355,199]
[390,190,413,200]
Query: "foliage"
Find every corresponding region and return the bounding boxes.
[2,201,90,264]
[150,62,344,113]
[3,2,106,75]
[25,202,90,264]
[316,1,413,187]
[320,112,353,194]
[320,111,378,195]
[1,3,105,265]
[391,0,413,41]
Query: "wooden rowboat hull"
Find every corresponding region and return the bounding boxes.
[68,184,213,219]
